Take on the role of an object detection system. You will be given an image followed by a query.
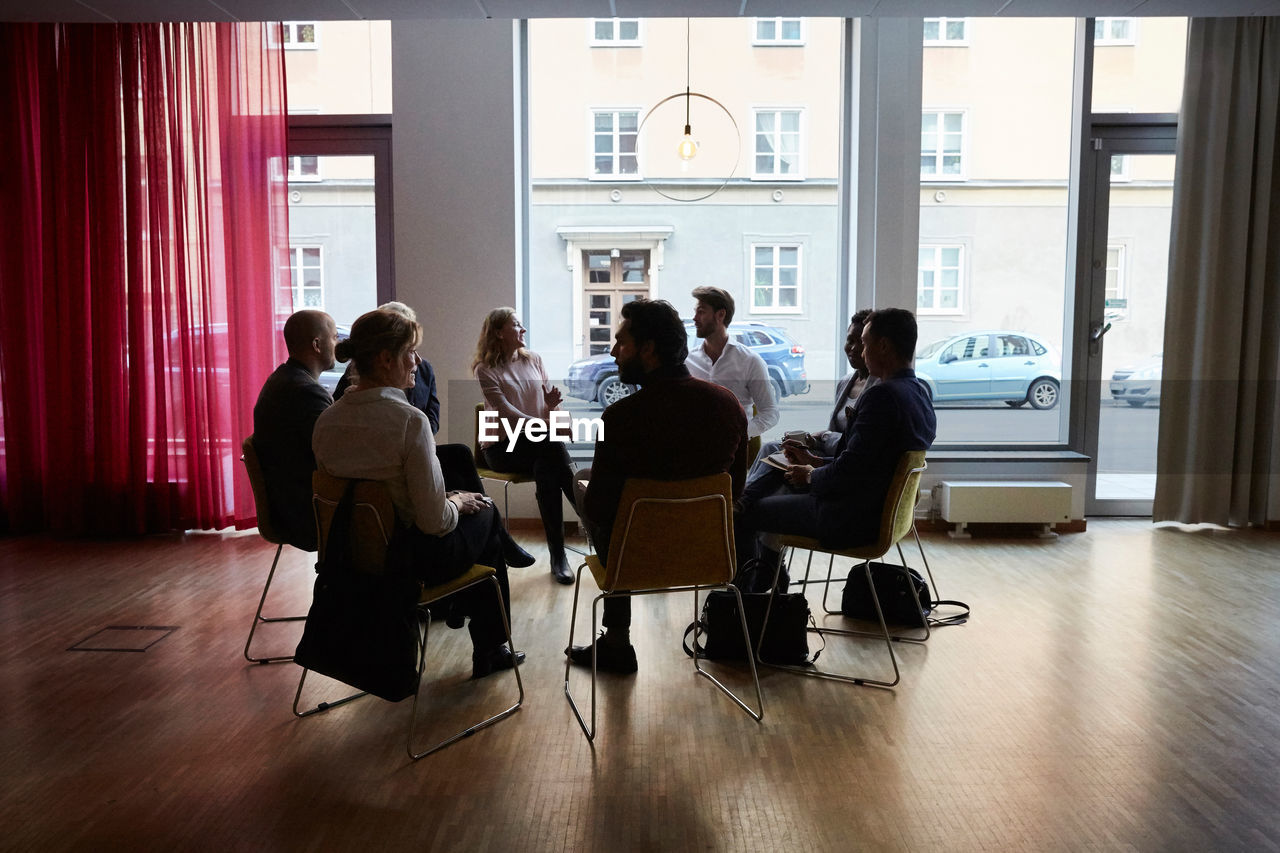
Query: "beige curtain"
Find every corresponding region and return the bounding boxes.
[1154,17,1280,527]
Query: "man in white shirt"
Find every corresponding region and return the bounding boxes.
[685,286,779,438]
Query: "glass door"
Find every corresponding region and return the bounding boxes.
[1082,121,1176,514]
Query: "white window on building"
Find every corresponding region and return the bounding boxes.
[753,17,804,45]
[923,18,968,46]
[590,18,641,46]
[287,246,324,309]
[1095,18,1136,45]
[590,110,639,178]
[286,155,320,182]
[751,244,802,312]
[918,245,964,314]
[921,110,965,179]
[753,109,802,179]
[1105,244,1128,320]
[281,22,318,49]
[1110,154,1131,182]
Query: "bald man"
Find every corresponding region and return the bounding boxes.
[252,309,339,551]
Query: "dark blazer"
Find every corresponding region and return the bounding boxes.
[583,364,747,559]
[334,359,440,434]
[808,368,936,547]
[252,359,333,551]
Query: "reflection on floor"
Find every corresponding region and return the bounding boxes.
[2,521,1278,849]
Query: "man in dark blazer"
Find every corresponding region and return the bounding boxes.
[735,308,936,565]
[743,308,875,493]
[569,299,748,673]
[252,309,338,551]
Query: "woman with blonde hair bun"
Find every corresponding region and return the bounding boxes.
[472,307,578,584]
[313,308,525,678]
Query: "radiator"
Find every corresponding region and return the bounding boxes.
[935,480,1072,539]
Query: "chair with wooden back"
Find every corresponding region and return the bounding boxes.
[767,449,932,688]
[240,435,308,664]
[295,470,524,760]
[563,472,763,742]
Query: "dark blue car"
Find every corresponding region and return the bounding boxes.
[565,320,809,407]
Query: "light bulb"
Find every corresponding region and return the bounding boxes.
[677,124,698,163]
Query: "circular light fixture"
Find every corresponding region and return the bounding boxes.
[637,91,740,202]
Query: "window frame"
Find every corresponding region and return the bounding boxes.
[1104,243,1128,321]
[751,107,805,181]
[281,21,319,50]
[286,154,321,182]
[748,242,804,315]
[751,17,806,46]
[920,108,967,181]
[917,243,966,316]
[588,18,642,47]
[587,107,642,180]
[285,244,325,310]
[1094,17,1137,46]
[923,17,969,46]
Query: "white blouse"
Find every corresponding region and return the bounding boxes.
[312,386,458,536]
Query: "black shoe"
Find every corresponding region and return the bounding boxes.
[499,529,536,568]
[472,644,526,679]
[444,601,466,630]
[566,636,638,674]
[550,550,574,585]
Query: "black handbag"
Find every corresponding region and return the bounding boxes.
[294,482,423,702]
[841,561,931,627]
[683,590,819,666]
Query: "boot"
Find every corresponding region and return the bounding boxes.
[539,490,574,585]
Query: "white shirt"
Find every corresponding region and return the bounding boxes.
[312,386,459,536]
[686,338,779,437]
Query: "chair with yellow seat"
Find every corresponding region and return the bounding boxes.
[564,472,763,742]
[294,470,524,760]
[240,434,309,664]
[472,402,535,527]
[762,450,931,688]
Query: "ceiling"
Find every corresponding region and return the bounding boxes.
[2,0,1278,23]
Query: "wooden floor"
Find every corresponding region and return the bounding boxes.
[2,521,1279,851]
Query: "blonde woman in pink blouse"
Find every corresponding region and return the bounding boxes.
[472,307,578,584]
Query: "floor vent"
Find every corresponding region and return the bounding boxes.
[68,625,178,653]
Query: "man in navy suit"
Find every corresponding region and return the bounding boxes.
[252,309,338,551]
[735,307,936,565]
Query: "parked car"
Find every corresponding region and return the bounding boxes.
[915,331,1062,409]
[1110,354,1162,407]
[565,320,809,407]
[317,323,351,394]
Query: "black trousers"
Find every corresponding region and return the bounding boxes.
[482,435,576,544]
[398,504,511,651]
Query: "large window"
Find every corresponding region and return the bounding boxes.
[753,109,802,178]
[590,110,639,178]
[920,110,964,179]
[286,155,320,181]
[285,246,324,309]
[751,244,802,313]
[917,245,964,314]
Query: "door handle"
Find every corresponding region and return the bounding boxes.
[1090,322,1112,342]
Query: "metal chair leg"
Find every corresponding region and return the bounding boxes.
[563,562,600,742]
[244,543,307,664]
[292,668,369,718]
[407,575,525,760]
[691,585,764,721]
[756,552,901,688]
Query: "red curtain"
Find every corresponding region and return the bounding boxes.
[0,23,291,535]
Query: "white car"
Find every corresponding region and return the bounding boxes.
[1110,354,1162,408]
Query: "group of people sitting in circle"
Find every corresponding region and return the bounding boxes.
[251,290,935,679]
